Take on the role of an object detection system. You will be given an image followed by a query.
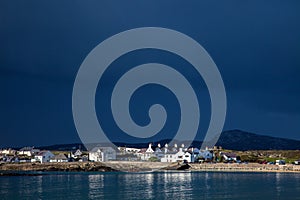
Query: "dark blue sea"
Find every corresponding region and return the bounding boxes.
[1,171,300,200]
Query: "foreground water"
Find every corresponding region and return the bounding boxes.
[1,171,300,200]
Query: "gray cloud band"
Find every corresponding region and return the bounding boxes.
[72,27,226,151]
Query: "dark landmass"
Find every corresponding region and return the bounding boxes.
[0,162,116,172]
[31,130,300,151]
[1,162,300,174]
[216,130,300,150]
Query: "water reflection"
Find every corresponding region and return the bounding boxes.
[36,175,43,199]
[145,173,154,198]
[275,172,282,197]
[122,173,155,199]
[88,174,104,199]
[163,172,192,199]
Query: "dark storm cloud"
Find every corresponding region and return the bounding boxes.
[0,0,300,146]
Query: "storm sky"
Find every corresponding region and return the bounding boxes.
[1,1,300,147]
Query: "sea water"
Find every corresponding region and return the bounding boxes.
[1,171,300,200]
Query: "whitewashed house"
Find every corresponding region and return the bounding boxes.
[118,147,140,154]
[198,150,214,161]
[50,153,68,162]
[116,147,140,161]
[154,144,164,160]
[177,150,192,163]
[0,148,16,155]
[220,152,237,162]
[33,151,54,163]
[135,148,146,160]
[188,148,200,162]
[140,143,155,161]
[71,149,82,159]
[18,147,40,156]
[89,147,116,162]
[161,151,177,162]
[161,147,192,163]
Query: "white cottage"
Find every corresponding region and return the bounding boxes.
[33,151,54,163]
[154,144,164,160]
[161,148,192,163]
[160,151,177,162]
[140,143,155,161]
[0,148,16,155]
[198,150,214,161]
[50,153,68,162]
[18,147,40,156]
[71,149,82,159]
[89,147,116,162]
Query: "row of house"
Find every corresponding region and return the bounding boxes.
[0,150,55,163]
[88,143,219,163]
[1,144,238,163]
[0,147,87,163]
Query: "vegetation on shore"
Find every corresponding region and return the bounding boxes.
[221,150,300,164]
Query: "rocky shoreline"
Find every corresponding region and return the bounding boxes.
[1,162,300,175]
[0,162,116,172]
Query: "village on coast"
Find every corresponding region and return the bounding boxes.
[1,143,299,167]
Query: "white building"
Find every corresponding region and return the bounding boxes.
[33,151,54,163]
[161,148,192,163]
[160,151,177,162]
[198,150,214,161]
[70,149,83,159]
[118,147,140,154]
[18,147,40,157]
[140,143,155,161]
[154,144,164,160]
[50,153,68,162]
[0,148,16,155]
[220,152,238,162]
[89,147,116,162]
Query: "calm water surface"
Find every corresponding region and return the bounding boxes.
[1,171,300,200]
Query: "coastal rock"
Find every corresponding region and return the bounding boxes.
[0,162,117,172]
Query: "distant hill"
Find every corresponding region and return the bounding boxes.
[36,130,300,151]
[36,143,87,151]
[216,130,300,150]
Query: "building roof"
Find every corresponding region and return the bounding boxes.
[36,151,51,156]
[90,146,115,153]
[72,149,82,156]
[19,146,34,151]
[222,152,237,158]
[51,153,68,160]
[164,151,178,155]
[138,148,147,153]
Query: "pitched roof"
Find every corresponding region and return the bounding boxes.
[72,149,82,155]
[36,151,51,156]
[90,146,116,153]
[222,152,237,158]
[19,146,34,151]
[138,148,147,153]
[51,153,68,160]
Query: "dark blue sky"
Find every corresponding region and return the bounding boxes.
[1,1,300,147]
